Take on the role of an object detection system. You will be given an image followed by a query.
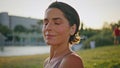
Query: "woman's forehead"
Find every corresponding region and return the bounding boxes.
[46,8,64,15]
[44,8,65,19]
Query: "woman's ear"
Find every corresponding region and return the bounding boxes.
[70,24,76,35]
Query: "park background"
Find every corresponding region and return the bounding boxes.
[0,0,120,68]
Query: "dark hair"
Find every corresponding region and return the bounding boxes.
[47,2,80,44]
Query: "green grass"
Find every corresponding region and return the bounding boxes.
[0,45,120,68]
[0,54,48,68]
[78,45,120,68]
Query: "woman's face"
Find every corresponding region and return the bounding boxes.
[42,8,72,46]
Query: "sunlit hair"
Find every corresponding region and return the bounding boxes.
[47,2,80,44]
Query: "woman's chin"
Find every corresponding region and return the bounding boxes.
[46,42,57,46]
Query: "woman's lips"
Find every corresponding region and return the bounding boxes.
[45,34,55,39]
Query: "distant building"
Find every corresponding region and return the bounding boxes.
[0,12,44,46]
[0,33,6,51]
[0,33,6,44]
[0,12,40,30]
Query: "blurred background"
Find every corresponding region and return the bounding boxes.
[0,0,120,68]
[0,0,120,54]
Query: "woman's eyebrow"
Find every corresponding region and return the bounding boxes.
[52,17,62,20]
[43,18,48,21]
[43,17,62,21]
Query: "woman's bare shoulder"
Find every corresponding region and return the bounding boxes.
[59,52,84,68]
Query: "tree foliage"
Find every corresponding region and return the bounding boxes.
[14,25,27,32]
[80,20,120,49]
[0,24,11,35]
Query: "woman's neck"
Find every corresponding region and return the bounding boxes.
[49,43,71,60]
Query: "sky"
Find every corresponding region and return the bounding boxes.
[0,0,120,29]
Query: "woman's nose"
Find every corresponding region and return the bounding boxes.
[45,22,53,31]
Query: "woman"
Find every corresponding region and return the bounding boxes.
[42,1,84,68]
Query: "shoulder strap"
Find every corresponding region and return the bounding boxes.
[54,52,72,68]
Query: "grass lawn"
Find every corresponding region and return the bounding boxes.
[0,45,120,68]
[77,45,120,68]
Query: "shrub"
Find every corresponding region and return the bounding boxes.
[82,32,114,49]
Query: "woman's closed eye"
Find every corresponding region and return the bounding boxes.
[54,22,61,25]
[54,19,62,25]
[43,19,49,25]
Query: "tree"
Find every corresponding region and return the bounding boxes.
[0,24,11,35]
[102,22,111,29]
[37,20,43,33]
[118,20,120,26]
[79,22,84,35]
[14,25,27,33]
[30,20,43,33]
